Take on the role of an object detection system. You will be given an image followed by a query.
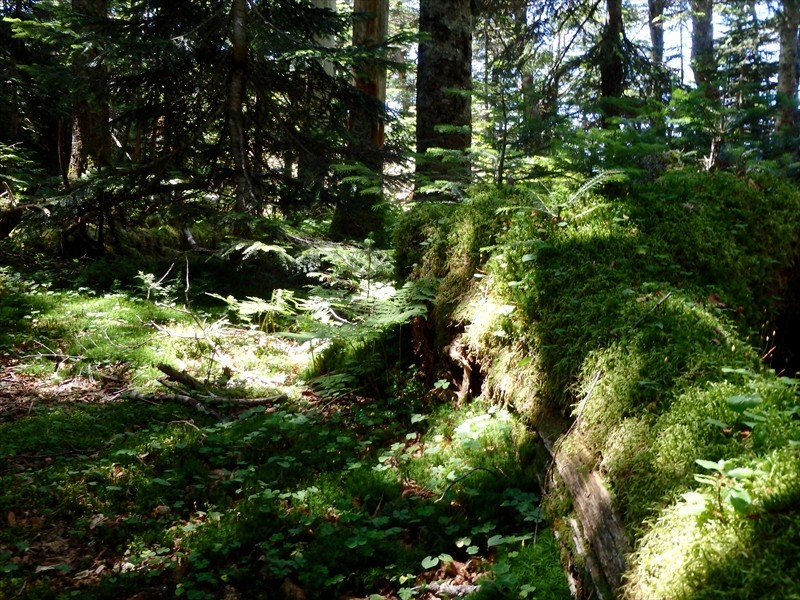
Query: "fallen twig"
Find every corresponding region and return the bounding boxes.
[632,291,672,328]
[436,467,503,502]
[125,390,224,421]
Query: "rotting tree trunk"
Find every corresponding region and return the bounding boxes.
[69,0,111,181]
[537,408,631,599]
[776,0,800,133]
[415,0,472,196]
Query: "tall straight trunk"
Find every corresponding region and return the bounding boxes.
[599,0,625,126]
[330,0,388,239]
[297,0,338,192]
[227,0,252,218]
[68,0,110,181]
[415,0,472,193]
[648,0,666,66]
[647,0,670,132]
[776,0,800,132]
[691,0,717,99]
[317,0,337,77]
[352,0,389,153]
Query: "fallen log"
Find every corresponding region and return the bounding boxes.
[539,417,631,600]
[126,390,224,421]
[127,390,287,416]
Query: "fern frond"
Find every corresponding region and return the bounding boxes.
[561,169,624,210]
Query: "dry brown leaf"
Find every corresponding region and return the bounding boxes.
[280,577,307,600]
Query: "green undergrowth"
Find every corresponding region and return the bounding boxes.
[0,234,569,598]
[0,267,299,392]
[0,382,569,599]
[398,169,800,599]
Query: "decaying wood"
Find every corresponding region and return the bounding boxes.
[127,390,286,414]
[156,363,205,390]
[182,227,215,255]
[445,334,473,404]
[539,417,631,599]
[0,203,51,240]
[127,390,224,421]
[424,581,480,597]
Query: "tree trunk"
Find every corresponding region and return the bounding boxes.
[227,0,253,227]
[68,0,111,181]
[599,0,626,127]
[330,0,388,239]
[352,0,389,152]
[776,0,800,133]
[691,0,717,100]
[648,0,665,66]
[415,0,472,195]
[297,0,337,194]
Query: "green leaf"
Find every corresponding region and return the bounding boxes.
[726,467,756,479]
[704,418,729,429]
[726,394,763,413]
[421,555,439,569]
[727,487,753,513]
[487,534,505,547]
[695,459,725,472]
[438,553,454,564]
[150,478,172,486]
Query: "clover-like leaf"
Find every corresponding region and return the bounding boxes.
[726,394,763,413]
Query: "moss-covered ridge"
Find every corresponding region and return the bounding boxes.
[397,170,800,599]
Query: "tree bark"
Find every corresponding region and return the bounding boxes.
[330,0,389,239]
[227,0,252,224]
[599,0,626,126]
[776,0,800,133]
[68,0,111,181]
[648,0,666,67]
[352,0,389,152]
[691,0,717,100]
[297,0,337,193]
[415,0,472,194]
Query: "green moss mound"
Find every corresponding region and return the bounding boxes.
[400,169,800,599]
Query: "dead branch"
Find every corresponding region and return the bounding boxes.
[125,390,224,421]
[199,393,288,406]
[182,227,215,254]
[424,582,481,597]
[156,363,205,390]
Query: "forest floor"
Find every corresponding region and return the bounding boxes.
[0,257,570,600]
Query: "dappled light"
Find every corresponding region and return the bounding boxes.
[4,0,800,597]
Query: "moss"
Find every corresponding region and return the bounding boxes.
[406,170,800,598]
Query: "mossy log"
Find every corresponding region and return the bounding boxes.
[540,419,631,599]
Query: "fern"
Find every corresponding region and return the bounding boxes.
[218,241,296,269]
[495,169,623,221]
[207,288,298,332]
[559,169,623,212]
